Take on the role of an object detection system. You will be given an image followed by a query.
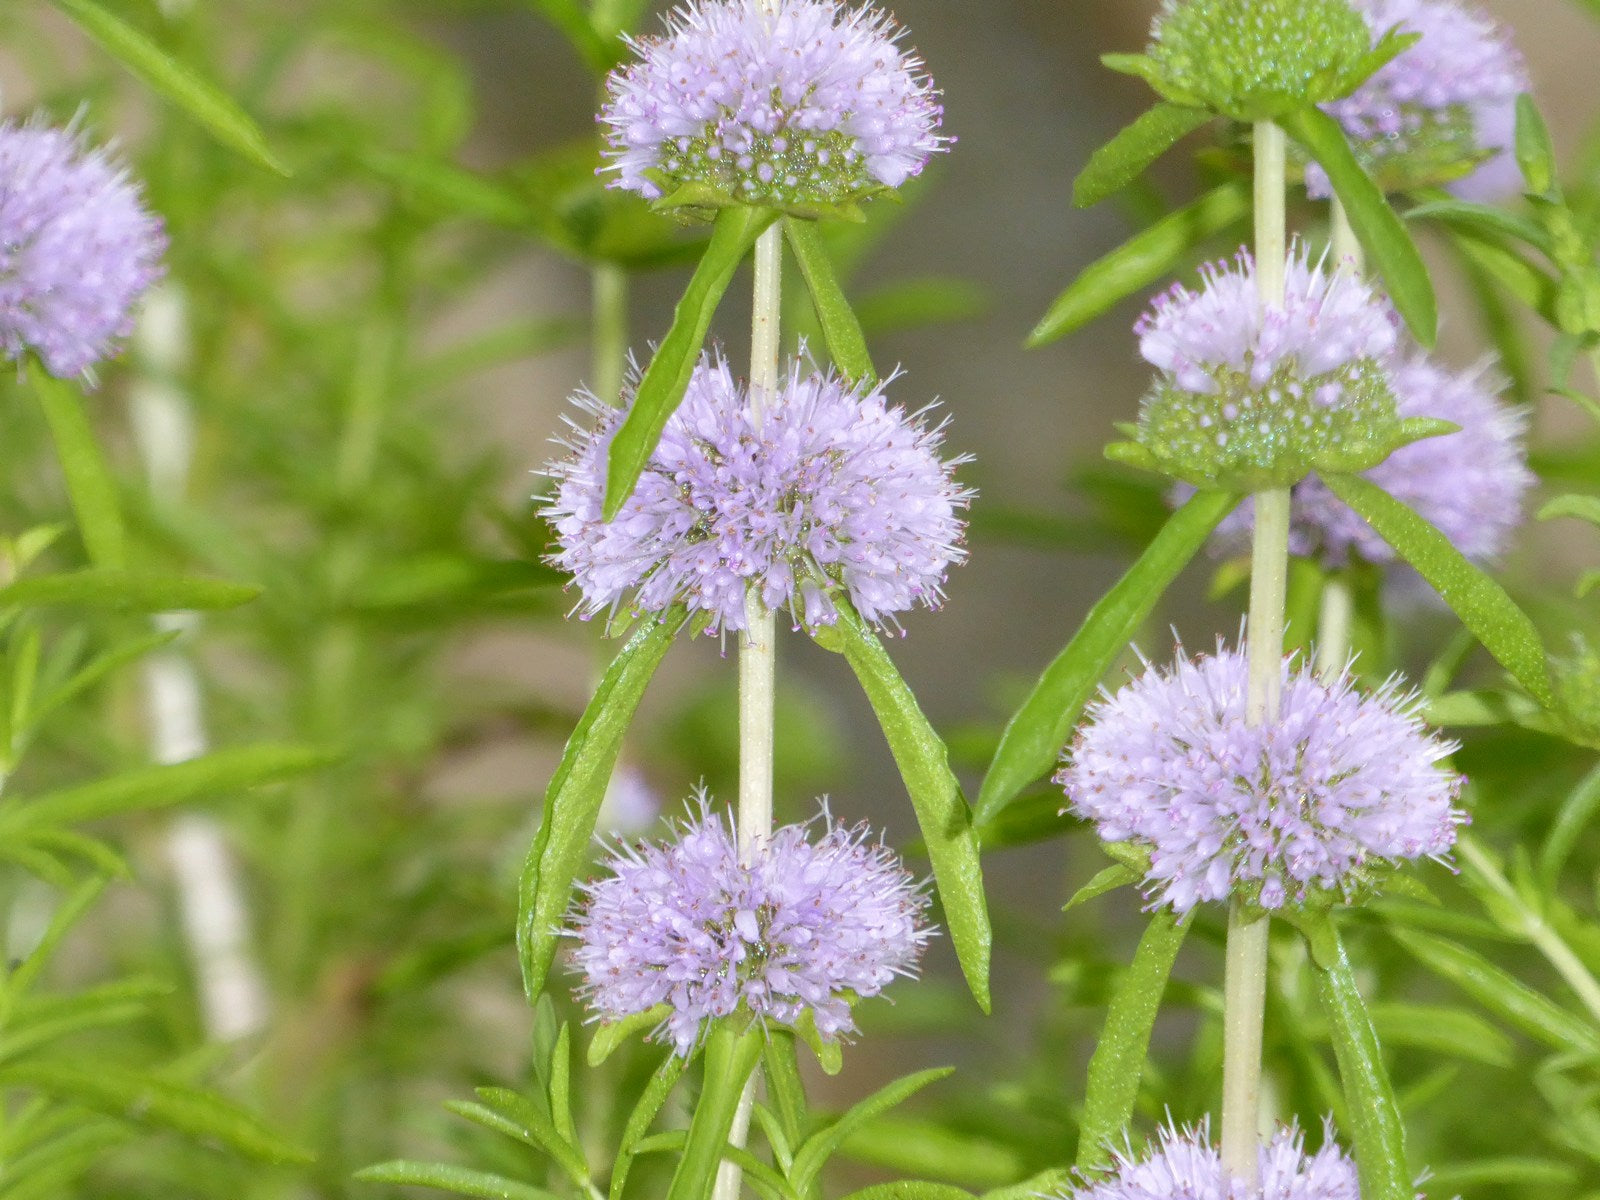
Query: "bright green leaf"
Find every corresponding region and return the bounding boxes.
[609,1051,686,1200]
[1515,94,1557,196]
[1063,863,1137,912]
[0,571,260,614]
[28,363,125,571]
[664,1024,762,1200]
[790,1068,953,1196]
[842,1184,975,1200]
[1539,495,1600,526]
[1405,198,1553,257]
[785,218,875,384]
[353,1161,561,1200]
[1539,761,1600,889]
[1074,103,1212,208]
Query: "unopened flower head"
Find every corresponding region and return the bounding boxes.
[1062,1119,1360,1200]
[1307,0,1528,199]
[1058,646,1463,914]
[1133,249,1403,489]
[545,350,970,635]
[0,119,166,380]
[569,799,931,1054]
[600,0,946,213]
[1210,351,1534,567]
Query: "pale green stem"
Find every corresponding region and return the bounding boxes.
[1330,196,1362,272]
[1315,577,1353,682]
[592,262,629,408]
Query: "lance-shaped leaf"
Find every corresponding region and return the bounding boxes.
[1320,473,1553,708]
[610,1050,688,1200]
[1030,180,1250,346]
[1281,106,1437,346]
[976,488,1238,823]
[1302,914,1412,1200]
[353,1162,562,1200]
[0,570,260,613]
[789,1067,953,1196]
[30,363,124,570]
[50,0,286,175]
[1074,103,1213,209]
[603,208,778,519]
[786,218,876,385]
[824,602,992,1011]
[664,1023,763,1200]
[1076,911,1188,1169]
[517,614,682,1000]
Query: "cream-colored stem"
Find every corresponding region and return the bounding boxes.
[1315,577,1354,681]
[1330,196,1362,273]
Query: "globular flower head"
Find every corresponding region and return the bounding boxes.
[568,798,931,1054]
[544,350,970,635]
[0,118,166,380]
[600,0,946,215]
[1058,646,1464,914]
[1307,0,1528,200]
[1210,352,1534,567]
[1063,1119,1361,1200]
[1131,249,1406,490]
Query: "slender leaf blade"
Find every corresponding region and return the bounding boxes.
[1074,103,1212,208]
[785,217,875,384]
[354,1162,561,1200]
[791,1068,953,1195]
[610,1051,687,1200]
[664,1024,762,1200]
[29,364,124,570]
[0,570,260,613]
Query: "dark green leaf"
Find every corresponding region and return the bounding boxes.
[976,489,1237,821]
[518,615,680,1000]
[785,218,875,384]
[1030,181,1249,345]
[353,1162,561,1200]
[1074,103,1212,208]
[49,0,286,174]
[827,603,991,1011]
[603,208,777,519]
[0,571,260,613]
[1320,474,1553,707]
[1281,106,1437,345]
[29,363,124,570]
[790,1068,953,1196]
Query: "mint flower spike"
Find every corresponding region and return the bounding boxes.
[1062,1119,1361,1200]
[1210,351,1534,568]
[599,0,947,219]
[568,798,932,1056]
[0,118,166,380]
[544,349,971,637]
[1057,645,1464,915]
[1306,0,1529,200]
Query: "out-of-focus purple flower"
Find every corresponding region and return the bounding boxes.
[600,0,946,209]
[1208,352,1533,567]
[1058,646,1463,914]
[568,799,930,1054]
[544,350,970,635]
[1063,1119,1361,1200]
[599,764,662,836]
[1307,0,1528,200]
[0,119,166,380]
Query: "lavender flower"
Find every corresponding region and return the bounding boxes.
[1058,646,1463,914]
[569,799,931,1054]
[1308,0,1528,200]
[544,351,970,635]
[1064,1119,1361,1200]
[1210,352,1534,567]
[1132,249,1403,489]
[0,119,166,380]
[600,0,945,210]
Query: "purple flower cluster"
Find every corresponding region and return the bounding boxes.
[600,0,945,209]
[0,120,166,379]
[544,351,970,635]
[1309,0,1528,200]
[569,801,930,1054]
[1064,1120,1360,1200]
[1058,646,1463,913]
[1210,352,1533,567]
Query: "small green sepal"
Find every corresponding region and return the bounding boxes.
[1104,440,1161,474]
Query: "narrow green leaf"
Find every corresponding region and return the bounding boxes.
[518,614,680,1000]
[976,488,1237,822]
[1030,181,1249,345]
[1405,199,1553,257]
[3,744,335,830]
[2,879,105,1005]
[0,1062,310,1163]
[665,1024,763,1200]
[587,1004,670,1067]
[473,1088,589,1185]
[603,208,777,519]
[843,1183,975,1200]
[1320,474,1553,707]
[839,1117,1022,1189]
[610,1051,686,1200]
[1063,863,1137,912]
[1539,495,1600,526]
[785,217,876,384]
[1281,106,1437,345]
[29,363,124,570]
[829,603,991,1011]
[354,1161,561,1200]
[1515,94,1557,196]
[32,630,178,728]
[1304,915,1412,1200]
[1426,1158,1579,1192]
[358,146,533,227]
[790,1067,953,1196]
[1074,103,1212,208]
[1076,911,1187,1168]
[49,0,286,174]
[1539,761,1600,889]
[1450,232,1560,324]
[760,1034,807,1158]
[0,570,260,613]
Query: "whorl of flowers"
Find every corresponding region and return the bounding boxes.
[1307,0,1528,200]
[1057,646,1464,914]
[544,350,970,635]
[599,0,946,212]
[0,119,166,380]
[1062,1119,1361,1200]
[1210,352,1534,567]
[1132,249,1403,489]
[568,800,931,1054]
